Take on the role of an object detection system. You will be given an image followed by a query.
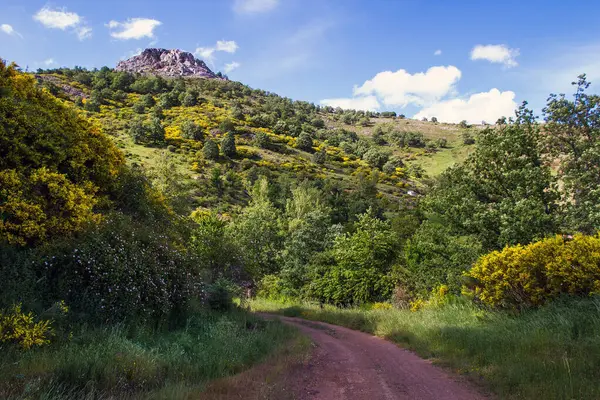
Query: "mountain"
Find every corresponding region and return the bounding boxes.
[115,48,222,79]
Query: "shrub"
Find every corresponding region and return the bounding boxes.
[203,139,219,161]
[371,302,392,310]
[467,234,600,308]
[257,274,285,300]
[35,216,203,324]
[296,132,313,151]
[206,279,236,312]
[0,304,53,350]
[180,120,204,141]
[253,132,271,148]
[221,132,237,157]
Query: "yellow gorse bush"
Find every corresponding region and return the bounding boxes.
[466,234,600,308]
[0,304,53,350]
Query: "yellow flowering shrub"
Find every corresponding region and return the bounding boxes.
[0,304,53,350]
[0,168,100,245]
[466,234,600,308]
[372,302,393,310]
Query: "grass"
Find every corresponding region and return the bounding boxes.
[0,310,302,400]
[251,297,600,399]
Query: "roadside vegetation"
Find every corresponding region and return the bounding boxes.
[2,54,600,399]
[252,297,600,400]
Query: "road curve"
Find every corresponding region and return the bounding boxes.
[272,315,487,400]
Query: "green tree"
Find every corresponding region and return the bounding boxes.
[181,91,197,107]
[279,185,333,293]
[312,148,326,165]
[543,75,600,233]
[362,148,390,169]
[180,120,204,141]
[305,209,397,305]
[190,211,237,278]
[141,94,155,108]
[423,104,558,250]
[296,132,313,151]
[230,178,282,279]
[254,132,271,148]
[129,119,147,144]
[221,132,237,157]
[148,117,165,144]
[219,119,235,133]
[203,139,219,161]
[403,221,482,294]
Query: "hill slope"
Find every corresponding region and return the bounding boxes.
[33,51,480,215]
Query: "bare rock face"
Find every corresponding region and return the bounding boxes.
[115,48,223,79]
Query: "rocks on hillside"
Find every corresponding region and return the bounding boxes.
[115,48,224,79]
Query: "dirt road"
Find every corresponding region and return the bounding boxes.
[275,316,486,400]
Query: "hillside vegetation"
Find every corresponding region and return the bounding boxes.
[2,56,600,400]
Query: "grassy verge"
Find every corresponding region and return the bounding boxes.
[0,310,301,399]
[251,297,600,399]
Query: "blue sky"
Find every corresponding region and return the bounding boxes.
[2,0,600,123]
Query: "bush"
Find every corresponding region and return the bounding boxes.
[203,139,219,161]
[296,132,313,151]
[257,274,286,300]
[35,216,203,324]
[0,304,53,350]
[467,234,600,309]
[206,279,237,312]
[221,132,237,157]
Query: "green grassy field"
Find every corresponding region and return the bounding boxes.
[251,297,600,400]
[0,311,302,400]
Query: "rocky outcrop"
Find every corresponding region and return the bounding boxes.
[115,48,223,79]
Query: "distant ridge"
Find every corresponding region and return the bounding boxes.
[115,48,224,79]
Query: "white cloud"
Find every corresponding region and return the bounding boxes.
[320,95,381,111]
[434,49,442,56]
[224,61,241,73]
[233,0,279,14]
[33,7,91,40]
[216,40,239,53]
[76,26,92,40]
[195,47,216,64]
[43,58,56,66]
[1,24,22,38]
[33,7,80,29]
[108,18,161,40]
[471,44,519,68]
[413,88,517,124]
[353,65,462,107]
[195,40,239,64]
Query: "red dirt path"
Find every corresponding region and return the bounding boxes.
[274,316,487,400]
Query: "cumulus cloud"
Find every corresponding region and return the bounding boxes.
[233,0,279,14]
[107,18,161,40]
[216,40,239,53]
[413,88,517,124]
[320,95,381,111]
[1,24,22,37]
[33,7,91,40]
[195,40,239,64]
[353,65,462,107]
[195,47,215,60]
[224,61,241,73]
[43,58,56,66]
[471,44,519,68]
[434,49,442,56]
[34,7,80,29]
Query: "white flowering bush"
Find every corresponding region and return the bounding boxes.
[35,215,204,324]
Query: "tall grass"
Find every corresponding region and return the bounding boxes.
[0,311,299,399]
[252,297,600,399]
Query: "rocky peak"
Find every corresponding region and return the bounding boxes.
[115,48,223,79]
